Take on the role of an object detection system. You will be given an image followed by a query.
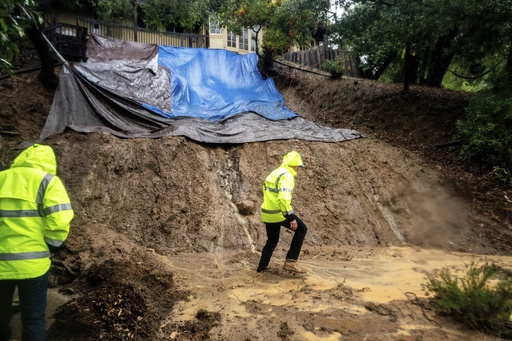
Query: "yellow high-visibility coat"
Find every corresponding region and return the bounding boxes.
[260,151,303,223]
[0,144,74,279]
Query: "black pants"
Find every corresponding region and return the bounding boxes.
[0,271,49,341]
[257,216,307,271]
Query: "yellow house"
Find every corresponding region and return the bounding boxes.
[208,18,260,55]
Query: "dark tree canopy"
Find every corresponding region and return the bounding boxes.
[331,0,512,89]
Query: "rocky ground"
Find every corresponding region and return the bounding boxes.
[1,62,512,340]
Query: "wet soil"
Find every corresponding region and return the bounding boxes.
[1,64,512,340]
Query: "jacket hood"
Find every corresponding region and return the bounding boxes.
[281,151,304,168]
[10,144,57,175]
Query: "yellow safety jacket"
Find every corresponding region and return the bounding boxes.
[260,164,297,223]
[0,144,74,280]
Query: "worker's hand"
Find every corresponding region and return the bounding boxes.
[290,219,298,231]
[46,243,61,254]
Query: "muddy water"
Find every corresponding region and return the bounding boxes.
[162,246,512,340]
[10,246,510,340]
[304,246,511,303]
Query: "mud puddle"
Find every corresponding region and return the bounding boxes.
[157,246,512,340]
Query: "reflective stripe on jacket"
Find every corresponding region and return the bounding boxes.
[0,144,74,280]
[260,164,297,223]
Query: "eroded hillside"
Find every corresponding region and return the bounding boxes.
[1,68,512,340]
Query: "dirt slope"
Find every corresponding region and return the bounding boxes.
[1,68,512,340]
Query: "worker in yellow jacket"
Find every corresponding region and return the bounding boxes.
[257,151,308,274]
[0,144,74,341]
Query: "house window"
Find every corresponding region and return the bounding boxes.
[251,30,257,52]
[240,27,249,51]
[227,31,236,47]
[209,18,222,34]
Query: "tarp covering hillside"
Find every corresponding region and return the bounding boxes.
[40,34,362,143]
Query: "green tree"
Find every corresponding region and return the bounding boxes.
[332,0,512,90]
[216,0,330,68]
[216,0,276,54]
[94,0,215,35]
[141,0,211,32]
[0,0,41,75]
[94,0,132,22]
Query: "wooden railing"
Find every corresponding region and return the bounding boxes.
[283,46,361,78]
[42,23,88,61]
[76,17,209,48]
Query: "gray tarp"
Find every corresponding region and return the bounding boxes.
[39,35,363,143]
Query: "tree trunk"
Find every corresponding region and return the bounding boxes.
[132,0,138,42]
[367,51,396,80]
[25,23,58,90]
[423,29,457,87]
[259,49,275,79]
[403,41,411,93]
[253,27,261,57]
[506,46,512,86]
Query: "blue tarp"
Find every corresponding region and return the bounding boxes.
[148,46,298,121]
[40,34,363,144]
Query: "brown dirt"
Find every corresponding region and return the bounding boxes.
[1,64,512,341]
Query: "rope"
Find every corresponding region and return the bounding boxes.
[405,291,441,327]
[446,59,505,80]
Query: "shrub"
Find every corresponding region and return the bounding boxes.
[321,58,344,79]
[455,71,512,184]
[426,262,512,337]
